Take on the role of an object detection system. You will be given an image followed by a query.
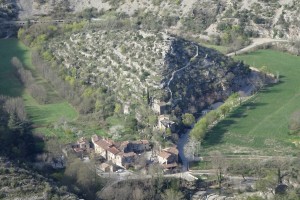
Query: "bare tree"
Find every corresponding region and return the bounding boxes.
[289,110,300,134]
[184,138,201,165]
[4,97,27,121]
[290,38,300,56]
[209,151,228,189]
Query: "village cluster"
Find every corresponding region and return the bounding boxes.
[72,135,179,173]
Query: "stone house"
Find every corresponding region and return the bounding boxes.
[107,146,120,162]
[91,135,113,159]
[158,147,179,165]
[91,135,151,168]
[158,115,176,132]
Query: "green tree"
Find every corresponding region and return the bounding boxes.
[114,103,122,114]
[219,104,230,117]
[182,113,195,127]
[190,117,208,141]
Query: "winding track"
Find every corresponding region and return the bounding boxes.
[165,44,199,103]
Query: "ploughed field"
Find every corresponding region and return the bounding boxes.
[203,50,300,156]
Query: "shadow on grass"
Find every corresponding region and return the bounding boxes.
[0,39,28,97]
[0,39,46,160]
[202,101,268,147]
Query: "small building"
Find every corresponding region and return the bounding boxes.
[158,115,176,132]
[90,135,152,168]
[152,99,169,114]
[158,147,179,165]
[72,137,91,153]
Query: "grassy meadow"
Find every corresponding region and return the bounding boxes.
[0,39,78,141]
[203,50,300,156]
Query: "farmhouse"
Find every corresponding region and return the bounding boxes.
[90,135,151,168]
[158,147,179,166]
[91,135,113,159]
[107,146,120,162]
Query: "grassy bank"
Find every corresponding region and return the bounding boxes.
[203,50,300,156]
[0,39,78,141]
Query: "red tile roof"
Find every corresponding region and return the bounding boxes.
[107,146,120,155]
[94,139,112,150]
[164,147,178,155]
[158,151,171,159]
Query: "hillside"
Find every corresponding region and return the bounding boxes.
[0,157,78,200]
[46,29,250,122]
[15,0,300,39]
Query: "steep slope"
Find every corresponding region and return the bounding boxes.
[47,30,250,117]
[16,0,300,39]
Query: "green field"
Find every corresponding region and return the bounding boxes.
[203,50,300,156]
[0,39,78,140]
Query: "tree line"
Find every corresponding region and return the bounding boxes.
[0,95,41,160]
[11,57,47,104]
[190,93,240,141]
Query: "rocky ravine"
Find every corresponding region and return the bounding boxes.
[48,30,251,117]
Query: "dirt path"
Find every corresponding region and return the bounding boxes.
[166,44,198,103]
[227,38,288,56]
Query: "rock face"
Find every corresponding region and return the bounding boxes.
[48,30,250,116]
